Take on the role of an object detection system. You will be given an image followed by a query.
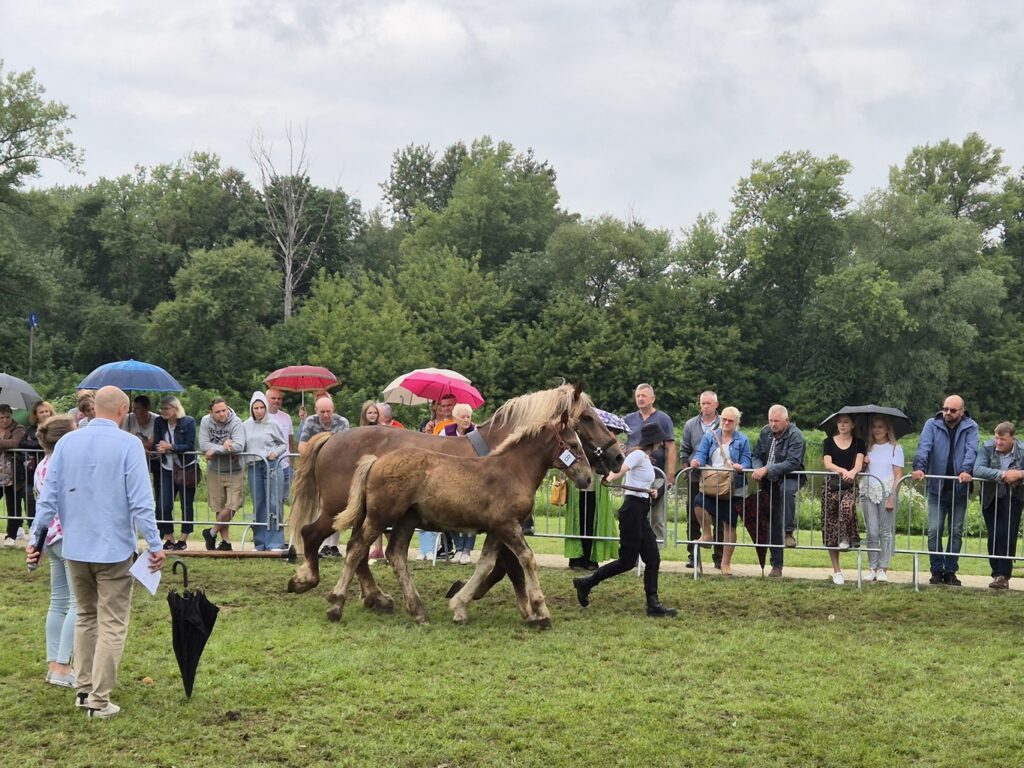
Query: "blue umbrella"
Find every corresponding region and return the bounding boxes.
[594,408,631,434]
[78,360,184,392]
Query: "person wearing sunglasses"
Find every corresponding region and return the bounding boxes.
[911,395,978,586]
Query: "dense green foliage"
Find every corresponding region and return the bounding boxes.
[3,63,1023,430]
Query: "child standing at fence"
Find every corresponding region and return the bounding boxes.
[860,416,904,582]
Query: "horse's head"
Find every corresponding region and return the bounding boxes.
[573,406,626,475]
[550,415,593,490]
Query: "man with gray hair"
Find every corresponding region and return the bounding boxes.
[27,386,165,719]
[751,404,806,577]
[298,396,350,556]
[679,390,723,569]
[624,383,677,546]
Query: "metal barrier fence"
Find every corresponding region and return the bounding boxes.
[7,439,1022,587]
[1,447,288,551]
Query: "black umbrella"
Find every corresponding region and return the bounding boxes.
[739,491,772,572]
[167,559,219,698]
[819,404,914,440]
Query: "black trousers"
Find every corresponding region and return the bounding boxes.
[4,484,28,539]
[577,490,596,562]
[982,496,1022,578]
[591,495,661,595]
[687,477,723,564]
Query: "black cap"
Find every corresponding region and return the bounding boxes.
[639,421,667,447]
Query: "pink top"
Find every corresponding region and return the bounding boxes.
[33,457,63,546]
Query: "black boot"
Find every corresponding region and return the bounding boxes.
[573,575,595,608]
[645,593,677,618]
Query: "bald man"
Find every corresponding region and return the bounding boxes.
[27,386,164,719]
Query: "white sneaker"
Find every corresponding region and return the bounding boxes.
[415,553,427,561]
[459,552,472,565]
[838,539,850,551]
[3,537,15,548]
[865,569,876,582]
[87,701,120,719]
[831,572,845,585]
[876,570,888,582]
[15,528,25,540]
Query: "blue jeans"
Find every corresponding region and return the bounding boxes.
[248,461,284,551]
[453,533,476,553]
[46,539,77,664]
[927,490,968,574]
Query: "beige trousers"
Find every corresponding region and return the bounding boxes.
[68,556,134,709]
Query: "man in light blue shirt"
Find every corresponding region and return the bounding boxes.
[27,386,165,719]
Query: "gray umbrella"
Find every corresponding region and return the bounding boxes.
[819,404,914,439]
[0,373,42,410]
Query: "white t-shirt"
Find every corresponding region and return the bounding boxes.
[866,442,904,487]
[623,450,655,498]
[268,409,294,469]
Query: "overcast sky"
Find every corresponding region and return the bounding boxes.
[3,0,1021,232]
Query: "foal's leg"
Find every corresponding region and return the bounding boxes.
[326,523,378,622]
[288,506,334,593]
[495,526,551,629]
[348,522,393,612]
[449,536,502,624]
[385,516,429,624]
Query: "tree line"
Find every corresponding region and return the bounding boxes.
[2,62,1023,430]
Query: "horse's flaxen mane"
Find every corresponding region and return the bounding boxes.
[490,384,592,456]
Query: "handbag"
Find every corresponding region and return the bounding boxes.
[173,463,202,490]
[549,477,567,506]
[826,475,854,492]
[699,431,734,498]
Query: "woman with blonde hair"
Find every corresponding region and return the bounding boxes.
[861,415,904,582]
[153,396,199,550]
[689,406,752,576]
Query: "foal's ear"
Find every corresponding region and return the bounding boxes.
[572,381,584,400]
[560,408,570,427]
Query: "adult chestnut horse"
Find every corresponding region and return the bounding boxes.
[287,383,624,610]
[327,411,593,626]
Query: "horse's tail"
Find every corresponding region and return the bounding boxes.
[334,454,378,533]
[289,432,333,534]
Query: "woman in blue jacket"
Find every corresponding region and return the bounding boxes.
[689,406,752,576]
[153,396,198,550]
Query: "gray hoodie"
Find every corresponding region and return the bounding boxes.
[242,391,287,465]
[199,405,245,473]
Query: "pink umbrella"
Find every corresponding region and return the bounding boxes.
[397,371,484,407]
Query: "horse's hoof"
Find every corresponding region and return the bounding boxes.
[288,577,315,594]
[453,616,469,626]
[445,580,466,599]
[529,617,553,631]
[326,591,344,606]
[415,616,431,625]
[364,593,394,612]
[326,606,342,622]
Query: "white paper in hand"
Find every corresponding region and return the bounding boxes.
[129,552,162,596]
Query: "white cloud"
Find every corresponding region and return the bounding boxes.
[1,0,1020,230]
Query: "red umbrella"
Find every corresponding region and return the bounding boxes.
[397,371,484,407]
[264,365,338,392]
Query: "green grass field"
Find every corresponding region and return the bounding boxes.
[2,549,1022,768]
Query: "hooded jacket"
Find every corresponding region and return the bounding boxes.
[199,405,245,473]
[242,391,287,465]
[913,411,979,497]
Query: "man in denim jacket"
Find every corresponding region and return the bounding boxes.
[751,404,806,577]
[912,394,978,586]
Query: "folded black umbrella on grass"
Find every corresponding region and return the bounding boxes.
[167,559,219,698]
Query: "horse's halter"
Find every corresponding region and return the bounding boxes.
[549,423,585,467]
[589,436,619,460]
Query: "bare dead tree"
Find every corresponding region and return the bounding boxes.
[250,124,332,319]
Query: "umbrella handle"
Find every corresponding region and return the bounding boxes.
[172,558,189,589]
